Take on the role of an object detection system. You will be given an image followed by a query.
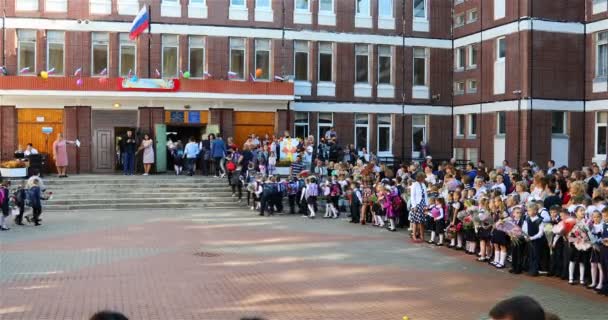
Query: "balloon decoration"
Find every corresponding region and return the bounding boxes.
[131,76,138,82]
[183,71,191,79]
[39,71,49,79]
[76,78,83,86]
[255,68,263,78]
[98,77,108,84]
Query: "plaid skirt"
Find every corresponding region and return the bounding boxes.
[410,205,426,224]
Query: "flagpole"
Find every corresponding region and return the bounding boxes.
[147,4,152,78]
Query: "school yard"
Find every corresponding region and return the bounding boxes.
[0,209,604,320]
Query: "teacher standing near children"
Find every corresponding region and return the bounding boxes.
[52,133,77,178]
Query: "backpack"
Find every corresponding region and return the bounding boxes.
[330,183,341,197]
[277,182,287,196]
[13,189,25,206]
[0,188,5,206]
[391,192,403,211]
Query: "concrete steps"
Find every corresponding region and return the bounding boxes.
[38,174,241,211]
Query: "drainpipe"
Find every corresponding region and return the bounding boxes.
[450,0,455,159]
[516,0,521,170]
[478,0,483,161]
[1,5,5,67]
[528,1,534,163]
[583,0,587,166]
[401,0,406,161]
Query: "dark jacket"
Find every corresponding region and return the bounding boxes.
[120,135,137,154]
[29,186,43,209]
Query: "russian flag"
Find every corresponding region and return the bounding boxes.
[227,71,238,79]
[129,6,150,40]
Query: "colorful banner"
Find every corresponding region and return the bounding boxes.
[279,138,298,162]
[188,111,200,124]
[119,78,180,92]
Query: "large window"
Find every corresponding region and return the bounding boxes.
[378,46,392,84]
[412,115,427,155]
[468,114,478,136]
[231,0,245,6]
[16,0,38,11]
[318,112,333,140]
[468,45,478,68]
[377,114,391,153]
[189,36,205,78]
[597,32,608,78]
[294,40,309,81]
[497,111,506,135]
[454,81,465,95]
[46,31,65,75]
[597,112,607,156]
[256,0,270,8]
[413,48,427,86]
[255,39,271,80]
[413,0,427,19]
[467,79,477,94]
[295,0,309,10]
[456,114,465,136]
[162,34,179,78]
[294,112,309,139]
[454,14,465,28]
[318,42,333,82]
[355,114,369,151]
[552,112,566,135]
[17,30,36,75]
[319,0,333,12]
[497,37,506,61]
[230,38,246,80]
[455,47,465,70]
[91,32,109,77]
[467,9,478,23]
[356,0,370,15]
[119,33,136,77]
[378,0,393,17]
[355,44,369,83]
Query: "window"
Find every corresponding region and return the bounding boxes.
[378,46,392,84]
[318,112,333,140]
[467,79,477,93]
[552,112,566,135]
[468,114,477,136]
[46,0,68,12]
[296,0,309,10]
[356,0,370,15]
[494,0,505,20]
[455,47,465,70]
[256,0,270,8]
[189,36,205,78]
[378,0,393,17]
[231,0,245,6]
[467,9,478,23]
[497,111,506,135]
[355,114,369,151]
[412,115,427,155]
[413,48,427,86]
[355,44,369,83]
[230,38,246,80]
[90,0,112,15]
[255,39,271,80]
[294,41,309,81]
[456,114,465,136]
[455,0,464,5]
[377,114,391,153]
[413,0,427,19]
[91,32,109,77]
[16,0,38,11]
[468,45,478,68]
[467,148,479,163]
[454,81,465,95]
[318,42,333,82]
[294,112,309,139]
[597,112,608,155]
[17,30,36,75]
[597,32,608,78]
[454,148,465,161]
[119,33,136,77]
[454,14,465,27]
[46,31,65,75]
[162,35,179,78]
[319,0,333,12]
[497,37,506,61]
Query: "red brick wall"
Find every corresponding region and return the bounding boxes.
[138,107,165,137]
[0,106,18,161]
[428,115,452,159]
[64,106,92,173]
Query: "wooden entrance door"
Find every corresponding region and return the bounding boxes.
[233,112,275,147]
[93,129,114,172]
[17,109,64,173]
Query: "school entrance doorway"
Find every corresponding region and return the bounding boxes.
[233,112,275,147]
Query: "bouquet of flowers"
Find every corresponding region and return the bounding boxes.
[552,218,576,237]
[473,211,494,229]
[544,223,554,247]
[456,210,468,221]
[462,215,474,231]
[495,218,524,246]
[446,223,462,240]
[568,222,592,251]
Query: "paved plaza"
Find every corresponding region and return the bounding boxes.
[0,209,605,320]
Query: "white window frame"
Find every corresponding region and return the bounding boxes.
[188,35,206,79]
[377,45,393,85]
[497,111,506,135]
[46,31,65,76]
[377,114,392,155]
[466,9,478,24]
[378,0,395,29]
[354,113,370,152]
[318,42,334,83]
[468,45,478,69]
[551,112,567,135]
[497,37,506,62]
[413,0,428,20]
[254,39,272,81]
[596,112,608,157]
[17,30,37,76]
[456,114,465,137]
[90,0,112,15]
[466,79,477,94]
[16,0,39,11]
[119,33,137,77]
[91,32,109,77]
[454,81,465,95]
[254,0,273,21]
[294,0,312,24]
[294,40,310,82]
[413,0,429,32]
[188,0,208,19]
[355,44,370,84]
[455,47,465,71]
[161,0,181,17]
[454,13,465,28]
[468,114,477,137]
[412,47,429,99]
[161,35,179,78]
[597,32,608,78]
[317,112,334,141]
[412,115,427,157]
[117,0,140,15]
[45,0,68,13]
[294,112,310,139]
[229,0,248,20]
[355,0,372,28]
[229,37,247,80]
[593,0,608,15]
[318,0,335,26]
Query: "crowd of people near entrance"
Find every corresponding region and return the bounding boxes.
[206,128,608,297]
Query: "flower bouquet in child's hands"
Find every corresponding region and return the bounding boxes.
[456,210,468,222]
[43,191,53,201]
[495,218,523,246]
[462,215,474,231]
[568,223,592,251]
[552,217,576,236]
[447,224,461,240]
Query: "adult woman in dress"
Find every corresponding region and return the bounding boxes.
[52,133,76,178]
[410,172,428,242]
[140,134,155,176]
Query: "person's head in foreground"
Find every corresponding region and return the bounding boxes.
[90,310,128,320]
[489,296,559,320]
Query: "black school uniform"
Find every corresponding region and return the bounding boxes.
[590,224,603,264]
[510,217,526,274]
[598,222,608,295]
[549,229,567,278]
[524,216,545,276]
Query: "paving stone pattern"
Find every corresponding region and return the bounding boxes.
[0,209,605,320]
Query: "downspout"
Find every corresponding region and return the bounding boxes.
[478,0,483,160]
[516,0,522,169]
[583,1,587,166]
[528,1,534,162]
[401,0,406,161]
[450,0,455,159]
[2,5,5,67]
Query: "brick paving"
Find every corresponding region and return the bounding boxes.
[0,209,605,320]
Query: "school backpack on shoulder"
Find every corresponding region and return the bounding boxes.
[330,183,341,197]
[0,188,5,206]
[391,193,403,211]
